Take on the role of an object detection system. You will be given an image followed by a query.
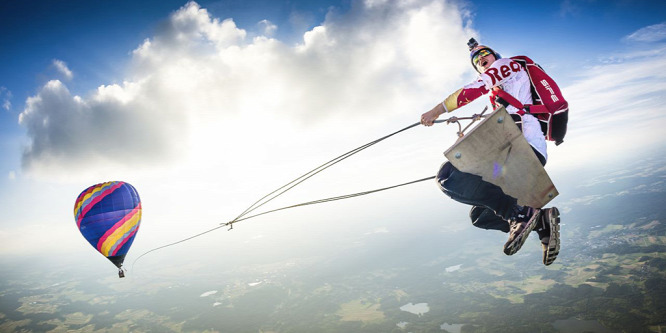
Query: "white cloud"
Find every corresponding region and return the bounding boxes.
[18,79,186,177]
[52,59,74,80]
[258,19,277,36]
[18,0,476,180]
[288,10,316,35]
[546,45,666,172]
[0,86,11,111]
[624,22,666,43]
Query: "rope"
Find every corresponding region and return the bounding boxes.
[230,121,422,223]
[131,225,226,268]
[222,176,436,228]
[130,177,435,271]
[130,108,489,270]
[229,107,487,224]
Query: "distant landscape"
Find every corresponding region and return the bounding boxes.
[1,152,665,333]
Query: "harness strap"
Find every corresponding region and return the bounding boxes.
[495,90,525,115]
[495,89,551,116]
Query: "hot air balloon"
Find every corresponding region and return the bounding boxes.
[74,181,141,278]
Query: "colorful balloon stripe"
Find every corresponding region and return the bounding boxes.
[97,204,142,257]
[73,181,116,216]
[74,181,125,227]
[75,181,122,222]
[108,222,140,257]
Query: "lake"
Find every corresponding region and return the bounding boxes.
[399,302,429,316]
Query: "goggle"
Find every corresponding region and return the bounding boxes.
[473,49,493,66]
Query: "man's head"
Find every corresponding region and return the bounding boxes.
[468,39,501,73]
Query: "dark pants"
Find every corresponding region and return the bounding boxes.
[436,147,546,233]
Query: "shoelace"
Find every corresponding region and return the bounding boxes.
[509,220,523,233]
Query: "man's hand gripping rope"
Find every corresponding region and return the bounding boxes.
[432,106,489,137]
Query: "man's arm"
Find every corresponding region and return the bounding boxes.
[421,81,488,126]
[421,102,446,126]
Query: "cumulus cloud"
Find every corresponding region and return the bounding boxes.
[18,79,186,175]
[18,0,476,178]
[624,22,666,43]
[52,59,74,80]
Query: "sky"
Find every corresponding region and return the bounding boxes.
[1,0,665,273]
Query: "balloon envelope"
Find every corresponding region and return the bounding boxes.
[74,181,141,268]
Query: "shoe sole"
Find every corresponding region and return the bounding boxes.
[504,209,540,255]
[543,207,560,266]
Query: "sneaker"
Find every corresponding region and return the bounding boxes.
[503,207,540,255]
[537,207,560,266]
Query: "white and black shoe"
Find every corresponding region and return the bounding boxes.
[503,207,540,256]
[536,207,560,266]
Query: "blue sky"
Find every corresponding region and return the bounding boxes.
[0,0,665,268]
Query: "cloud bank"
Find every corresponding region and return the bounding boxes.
[18,0,475,178]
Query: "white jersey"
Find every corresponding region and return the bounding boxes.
[479,58,547,161]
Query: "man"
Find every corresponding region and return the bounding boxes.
[420,39,560,265]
